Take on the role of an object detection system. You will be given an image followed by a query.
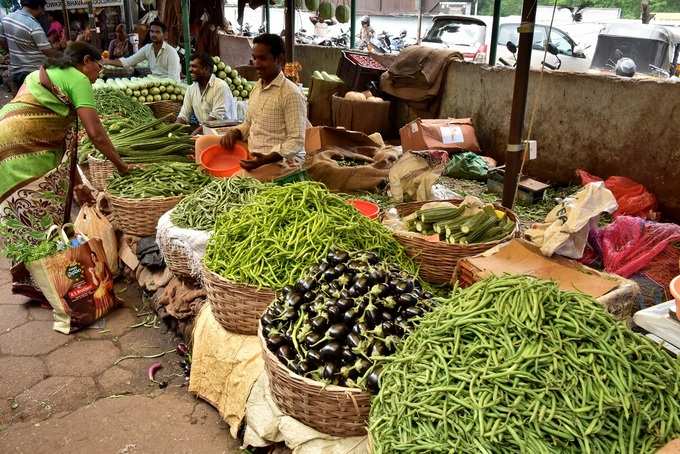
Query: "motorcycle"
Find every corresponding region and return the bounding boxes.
[498,41,562,70]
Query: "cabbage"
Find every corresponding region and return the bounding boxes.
[154,94,162,102]
[217,71,227,79]
[146,95,154,102]
[161,93,170,100]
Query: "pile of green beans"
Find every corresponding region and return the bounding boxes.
[370,275,680,454]
[203,181,416,289]
[107,163,212,198]
[94,88,154,123]
[170,177,268,230]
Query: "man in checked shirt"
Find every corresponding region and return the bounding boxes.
[220,33,307,172]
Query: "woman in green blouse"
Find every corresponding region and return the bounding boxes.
[0,42,127,201]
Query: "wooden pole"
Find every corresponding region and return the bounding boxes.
[264,0,271,33]
[416,0,423,45]
[61,0,71,41]
[284,0,294,62]
[501,0,537,209]
[350,0,356,48]
[181,0,191,83]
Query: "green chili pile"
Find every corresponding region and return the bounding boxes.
[203,181,415,289]
[107,163,212,198]
[370,275,680,453]
[170,177,267,230]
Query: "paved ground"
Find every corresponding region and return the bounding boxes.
[0,257,241,454]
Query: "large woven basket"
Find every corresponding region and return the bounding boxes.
[393,199,519,284]
[147,101,181,122]
[161,239,193,280]
[88,156,116,191]
[259,323,371,437]
[108,194,183,237]
[202,266,275,335]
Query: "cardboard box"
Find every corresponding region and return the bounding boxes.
[400,118,481,153]
[331,94,391,136]
[305,126,381,154]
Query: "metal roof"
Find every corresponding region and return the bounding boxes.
[599,23,679,42]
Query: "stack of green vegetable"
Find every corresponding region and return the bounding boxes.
[93,76,186,103]
[107,163,212,198]
[408,202,514,245]
[211,56,253,101]
[370,275,680,453]
[262,249,434,391]
[0,213,60,263]
[170,177,267,230]
[82,117,193,164]
[203,182,415,289]
[312,70,343,84]
[94,88,154,123]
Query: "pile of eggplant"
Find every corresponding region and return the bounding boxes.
[260,249,434,393]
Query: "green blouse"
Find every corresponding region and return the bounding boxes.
[25,66,96,116]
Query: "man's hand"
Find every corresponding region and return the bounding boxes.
[220,128,242,149]
[240,153,282,171]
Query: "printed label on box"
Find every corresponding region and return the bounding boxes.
[411,122,418,133]
[440,126,464,144]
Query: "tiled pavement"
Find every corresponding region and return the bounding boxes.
[0,257,239,453]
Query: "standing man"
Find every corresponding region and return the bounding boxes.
[177,53,236,128]
[104,20,180,81]
[0,0,58,90]
[219,34,307,171]
[359,16,374,50]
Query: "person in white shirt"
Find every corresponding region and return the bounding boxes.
[104,20,180,81]
[176,52,235,128]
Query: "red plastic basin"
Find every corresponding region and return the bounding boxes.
[199,142,249,178]
[347,199,380,219]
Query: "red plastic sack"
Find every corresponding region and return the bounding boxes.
[576,169,657,219]
[590,216,680,277]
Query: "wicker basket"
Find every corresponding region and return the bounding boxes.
[202,266,275,335]
[393,199,519,285]
[259,324,371,437]
[88,156,116,191]
[161,239,194,280]
[147,101,181,122]
[108,194,183,237]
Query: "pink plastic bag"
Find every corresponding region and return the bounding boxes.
[576,170,657,219]
[590,216,680,277]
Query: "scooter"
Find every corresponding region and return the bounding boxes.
[389,30,409,52]
[498,41,562,70]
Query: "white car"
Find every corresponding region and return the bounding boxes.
[421,15,593,72]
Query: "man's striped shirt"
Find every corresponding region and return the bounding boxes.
[0,9,50,75]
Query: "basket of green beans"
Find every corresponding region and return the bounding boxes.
[106,163,212,237]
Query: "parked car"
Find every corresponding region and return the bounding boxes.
[589,23,680,78]
[421,15,592,72]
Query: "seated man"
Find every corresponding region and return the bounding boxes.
[177,52,236,128]
[104,20,180,81]
[220,33,307,171]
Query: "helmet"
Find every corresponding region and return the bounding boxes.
[615,57,636,77]
[360,16,370,25]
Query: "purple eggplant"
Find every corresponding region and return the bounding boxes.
[319,342,342,361]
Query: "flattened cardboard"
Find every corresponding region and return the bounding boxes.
[305,126,381,154]
[467,239,619,298]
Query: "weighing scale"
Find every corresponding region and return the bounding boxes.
[633,300,680,355]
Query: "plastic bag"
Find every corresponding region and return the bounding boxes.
[74,193,118,274]
[26,227,118,334]
[388,151,448,202]
[443,152,489,180]
[524,182,618,259]
[576,169,657,219]
[589,216,680,277]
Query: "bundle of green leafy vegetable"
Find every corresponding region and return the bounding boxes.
[0,213,60,264]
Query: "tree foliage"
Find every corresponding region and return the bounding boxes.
[477,0,680,19]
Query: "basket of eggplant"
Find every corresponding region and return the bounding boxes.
[259,249,435,437]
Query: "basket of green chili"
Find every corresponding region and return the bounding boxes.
[106,163,212,237]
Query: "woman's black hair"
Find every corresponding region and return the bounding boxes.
[47,42,101,68]
[253,33,285,58]
[191,52,214,72]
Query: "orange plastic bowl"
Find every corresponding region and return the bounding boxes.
[199,143,249,178]
[347,199,380,220]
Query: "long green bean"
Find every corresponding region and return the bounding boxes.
[370,275,680,454]
[107,163,212,198]
[170,177,268,230]
[203,181,416,289]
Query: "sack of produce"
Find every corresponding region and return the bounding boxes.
[388,150,448,203]
[26,227,118,334]
[309,72,345,127]
[158,178,266,279]
[384,196,518,284]
[202,181,415,334]
[370,275,680,453]
[443,151,489,180]
[106,163,212,237]
[260,249,435,436]
[74,194,119,274]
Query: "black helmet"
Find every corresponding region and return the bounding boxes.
[615,57,636,77]
[360,16,370,25]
